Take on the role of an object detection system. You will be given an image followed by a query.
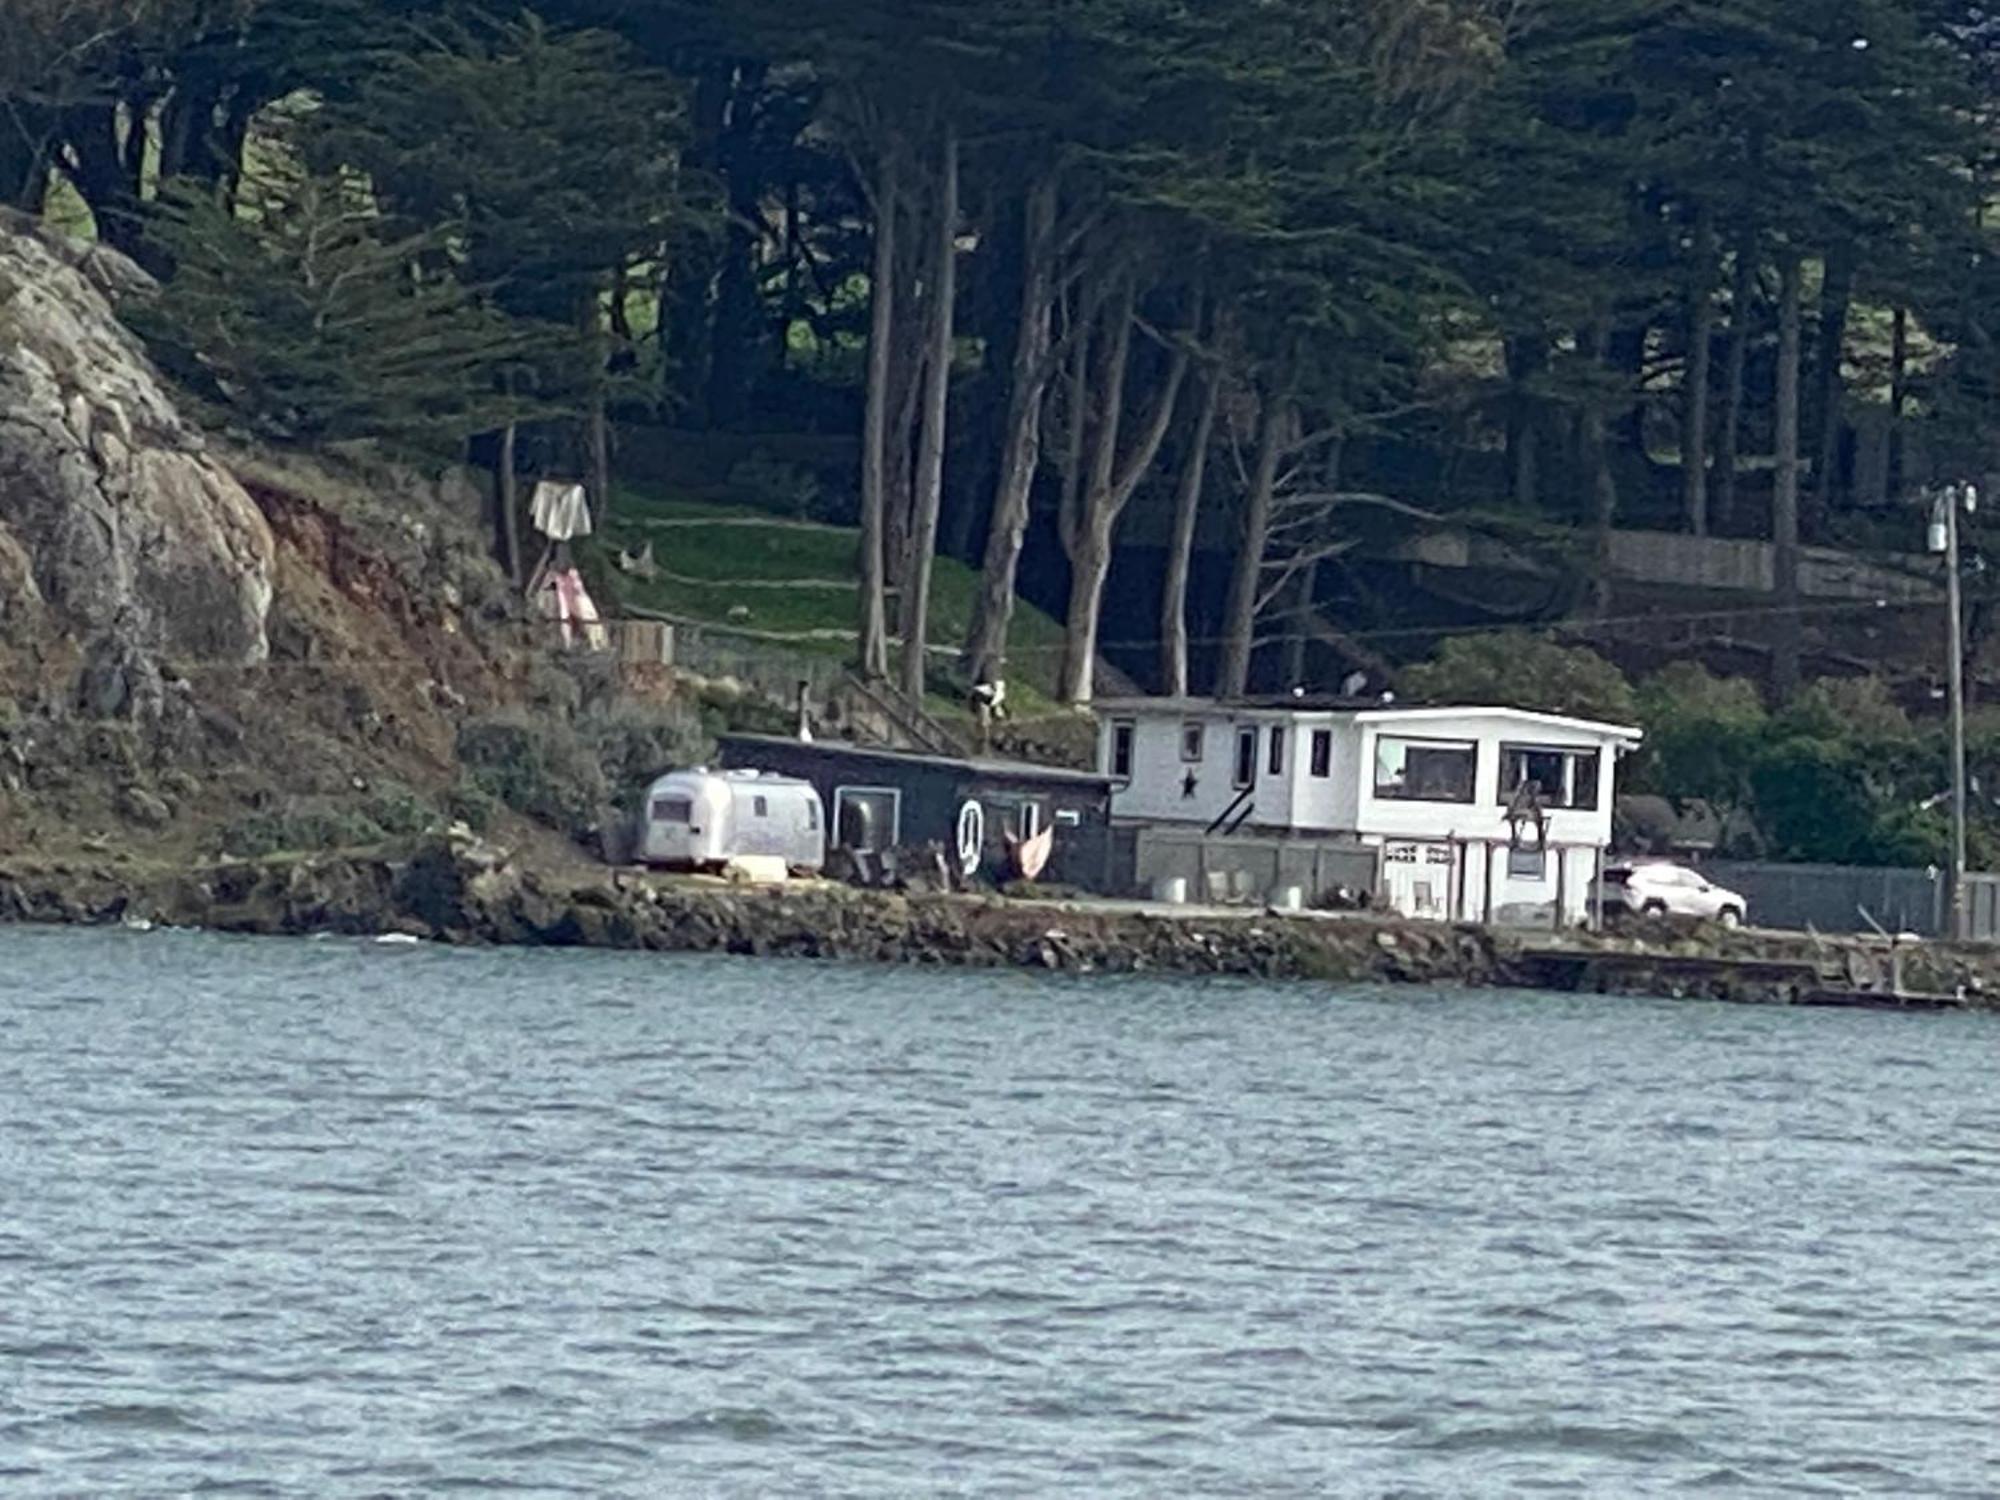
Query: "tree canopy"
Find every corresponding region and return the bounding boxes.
[10,0,1999,714]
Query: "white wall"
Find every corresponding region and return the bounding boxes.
[1353,711,1619,850]
[1106,706,1631,927]
[1107,709,1312,831]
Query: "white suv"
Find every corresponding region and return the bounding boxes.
[1602,862,1748,928]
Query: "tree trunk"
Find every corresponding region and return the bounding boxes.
[1217,396,1287,699]
[1889,306,1909,498]
[1059,520,1115,707]
[0,106,54,212]
[1507,335,1545,511]
[1578,325,1620,618]
[962,167,1059,686]
[1056,299,1094,558]
[704,63,769,430]
[60,102,145,257]
[497,421,522,585]
[856,147,898,681]
[1682,209,1717,536]
[1159,372,1221,697]
[897,123,958,704]
[1772,251,1804,700]
[1809,245,1855,535]
[1282,558,1318,690]
[589,398,612,527]
[1716,239,1755,531]
[1056,280,1189,706]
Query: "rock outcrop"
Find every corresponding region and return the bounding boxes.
[0,212,274,716]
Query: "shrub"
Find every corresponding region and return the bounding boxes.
[455,711,608,837]
[726,451,823,520]
[1402,633,1637,723]
[218,802,389,858]
[455,702,713,839]
[588,702,710,805]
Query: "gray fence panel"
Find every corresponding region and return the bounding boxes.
[1699,861,1942,936]
[1132,829,1378,906]
[1966,875,2000,942]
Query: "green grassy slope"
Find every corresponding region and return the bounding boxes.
[589,486,1071,703]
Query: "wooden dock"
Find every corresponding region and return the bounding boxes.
[1517,946,1972,1011]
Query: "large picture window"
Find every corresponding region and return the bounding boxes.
[1497,745,1602,811]
[1374,736,1477,804]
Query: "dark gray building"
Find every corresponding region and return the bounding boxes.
[717,734,1116,887]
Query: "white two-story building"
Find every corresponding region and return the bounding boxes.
[1095,697,1642,925]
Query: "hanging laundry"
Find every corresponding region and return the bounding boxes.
[535,566,609,651]
[529,480,594,540]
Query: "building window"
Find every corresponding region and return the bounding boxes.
[1374,736,1477,804]
[1110,720,1135,781]
[833,786,901,852]
[1268,726,1286,776]
[1497,745,1603,811]
[752,795,769,818]
[1233,727,1258,789]
[1310,730,1333,779]
[1181,721,1206,763]
[1018,801,1043,840]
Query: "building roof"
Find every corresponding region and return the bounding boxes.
[1092,696,1643,744]
[1095,694,1381,715]
[719,733,1114,788]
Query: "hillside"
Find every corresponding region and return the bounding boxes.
[0,216,705,869]
[588,488,1076,714]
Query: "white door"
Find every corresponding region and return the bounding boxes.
[1382,842,1453,921]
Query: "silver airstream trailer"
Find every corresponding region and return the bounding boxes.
[637,768,826,873]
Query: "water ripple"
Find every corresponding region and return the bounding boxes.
[1,927,1996,1496]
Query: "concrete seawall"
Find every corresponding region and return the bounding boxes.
[2,834,1996,1010]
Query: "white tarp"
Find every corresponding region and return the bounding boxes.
[529,481,593,540]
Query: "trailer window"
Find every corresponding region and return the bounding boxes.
[752,795,769,818]
[650,796,692,824]
[1181,721,1205,762]
[1268,726,1286,776]
[1018,801,1042,840]
[1233,727,1258,789]
[1310,730,1333,779]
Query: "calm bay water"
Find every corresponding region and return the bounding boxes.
[2,929,1999,1496]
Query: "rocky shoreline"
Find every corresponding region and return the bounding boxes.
[3,832,1998,1011]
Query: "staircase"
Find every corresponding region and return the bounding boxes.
[842,673,968,758]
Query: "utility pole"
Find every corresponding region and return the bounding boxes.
[1931,481,1976,941]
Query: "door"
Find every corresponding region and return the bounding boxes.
[1382,841,1452,921]
[646,792,696,864]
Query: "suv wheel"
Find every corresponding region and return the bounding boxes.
[1642,899,1668,918]
[1718,906,1743,929]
